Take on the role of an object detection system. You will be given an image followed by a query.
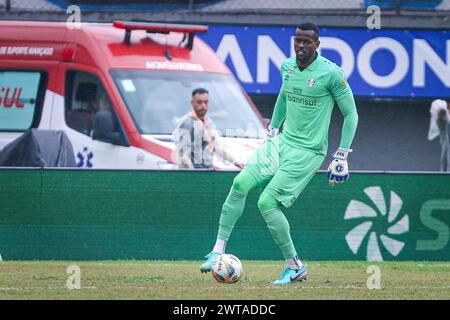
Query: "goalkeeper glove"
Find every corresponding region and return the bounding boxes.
[327,148,352,187]
[266,125,280,140]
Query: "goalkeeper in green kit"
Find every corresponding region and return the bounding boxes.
[200,23,358,285]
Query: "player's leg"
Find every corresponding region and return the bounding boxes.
[200,137,279,272]
[200,169,259,272]
[215,169,259,250]
[257,191,298,262]
[261,147,325,284]
[257,191,307,284]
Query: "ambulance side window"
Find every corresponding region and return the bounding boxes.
[0,70,47,131]
[65,71,114,137]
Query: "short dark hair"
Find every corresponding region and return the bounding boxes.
[296,23,320,39]
[192,88,208,97]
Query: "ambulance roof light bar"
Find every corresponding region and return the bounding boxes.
[112,20,208,50]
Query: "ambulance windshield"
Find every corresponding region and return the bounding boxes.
[111,70,265,139]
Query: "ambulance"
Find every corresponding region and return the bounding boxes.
[0,20,266,169]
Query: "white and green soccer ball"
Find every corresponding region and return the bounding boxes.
[211,254,243,284]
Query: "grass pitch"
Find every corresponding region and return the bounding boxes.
[0,260,449,299]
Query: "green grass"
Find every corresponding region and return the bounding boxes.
[0,260,449,299]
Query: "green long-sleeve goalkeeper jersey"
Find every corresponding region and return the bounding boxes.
[270,53,358,156]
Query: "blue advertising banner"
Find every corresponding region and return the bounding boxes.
[199,26,449,97]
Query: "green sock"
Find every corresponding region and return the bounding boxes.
[216,169,258,241]
[260,208,297,259]
[217,188,247,241]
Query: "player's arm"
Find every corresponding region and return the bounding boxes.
[267,63,288,138]
[270,91,286,129]
[336,90,358,151]
[327,70,358,186]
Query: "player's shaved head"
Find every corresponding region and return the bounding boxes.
[296,23,320,40]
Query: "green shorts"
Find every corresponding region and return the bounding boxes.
[245,135,325,208]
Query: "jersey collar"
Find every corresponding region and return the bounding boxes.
[295,51,320,72]
[305,52,320,71]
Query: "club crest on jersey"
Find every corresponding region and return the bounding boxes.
[307,78,316,87]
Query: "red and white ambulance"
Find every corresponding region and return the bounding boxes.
[0,20,265,169]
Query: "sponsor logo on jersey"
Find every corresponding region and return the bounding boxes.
[287,93,317,106]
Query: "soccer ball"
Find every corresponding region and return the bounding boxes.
[211,254,243,283]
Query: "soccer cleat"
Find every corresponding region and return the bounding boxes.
[199,252,221,273]
[271,265,307,285]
